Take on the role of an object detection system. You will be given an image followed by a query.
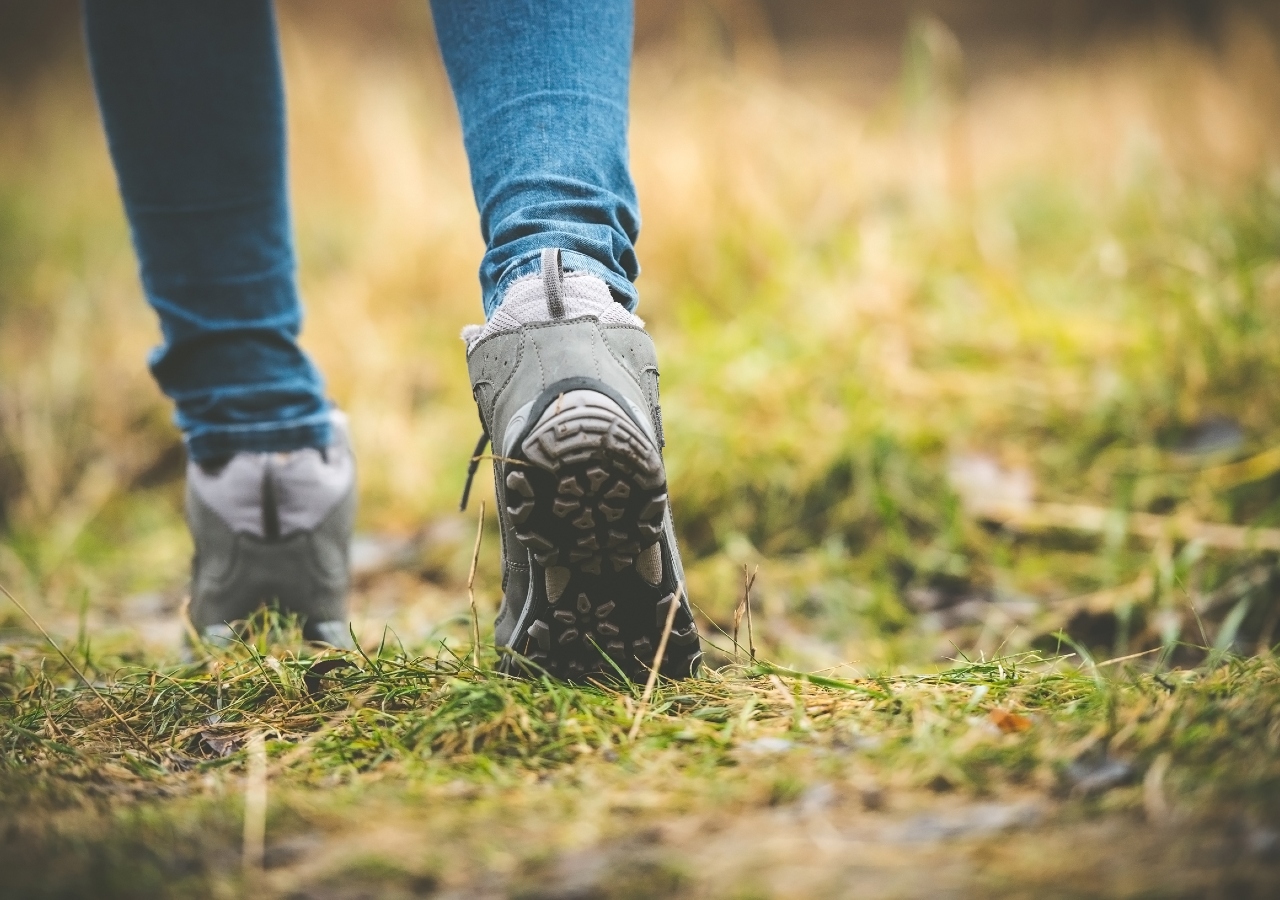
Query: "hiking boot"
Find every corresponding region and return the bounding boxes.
[463,248,701,681]
[185,411,357,649]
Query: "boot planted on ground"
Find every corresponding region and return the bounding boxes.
[463,249,701,681]
[185,411,357,649]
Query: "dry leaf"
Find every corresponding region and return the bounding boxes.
[200,730,244,757]
[988,709,1032,733]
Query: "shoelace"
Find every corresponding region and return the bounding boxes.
[458,431,489,511]
[459,248,567,513]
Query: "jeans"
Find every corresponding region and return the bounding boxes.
[83,0,639,462]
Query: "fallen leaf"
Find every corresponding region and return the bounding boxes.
[988,709,1032,733]
[200,730,244,757]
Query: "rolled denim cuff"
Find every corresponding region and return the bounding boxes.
[183,411,332,463]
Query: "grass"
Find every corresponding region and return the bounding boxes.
[3,6,1280,897]
[4,625,1277,804]
[2,616,1279,897]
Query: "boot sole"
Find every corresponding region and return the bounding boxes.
[504,389,701,682]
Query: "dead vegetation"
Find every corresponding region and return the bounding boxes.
[2,5,1280,898]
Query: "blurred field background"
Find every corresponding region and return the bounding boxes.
[5,3,1280,897]
[3,0,1280,669]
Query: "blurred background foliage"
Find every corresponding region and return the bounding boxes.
[2,0,1280,673]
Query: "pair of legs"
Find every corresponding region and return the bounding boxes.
[84,0,639,461]
[85,1,702,677]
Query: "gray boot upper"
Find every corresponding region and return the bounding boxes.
[464,250,697,675]
[185,411,356,648]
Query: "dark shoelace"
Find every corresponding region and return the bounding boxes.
[459,248,565,512]
[459,431,490,511]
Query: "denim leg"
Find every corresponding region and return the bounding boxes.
[83,0,330,462]
[429,0,641,317]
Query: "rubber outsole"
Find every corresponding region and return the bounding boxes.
[503,390,701,682]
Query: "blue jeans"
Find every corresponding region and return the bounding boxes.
[83,0,639,462]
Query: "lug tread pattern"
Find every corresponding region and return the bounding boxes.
[504,390,700,682]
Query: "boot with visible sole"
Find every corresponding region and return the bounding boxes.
[185,411,357,650]
[464,249,701,681]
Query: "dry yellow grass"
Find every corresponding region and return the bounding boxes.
[1,11,1279,667]
[3,12,1280,898]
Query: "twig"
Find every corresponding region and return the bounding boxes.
[744,565,758,662]
[176,594,210,658]
[732,565,752,660]
[1256,601,1280,657]
[628,581,684,742]
[732,594,743,661]
[756,661,890,698]
[243,731,267,880]
[685,596,746,655]
[272,687,378,774]
[1056,572,1155,617]
[768,674,797,709]
[1094,647,1162,668]
[467,500,485,669]
[1143,751,1171,825]
[1203,443,1280,490]
[0,579,148,749]
[472,454,531,468]
[1186,589,1210,648]
[970,500,1280,552]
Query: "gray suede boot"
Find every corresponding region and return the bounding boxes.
[463,249,701,681]
[185,411,356,649]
